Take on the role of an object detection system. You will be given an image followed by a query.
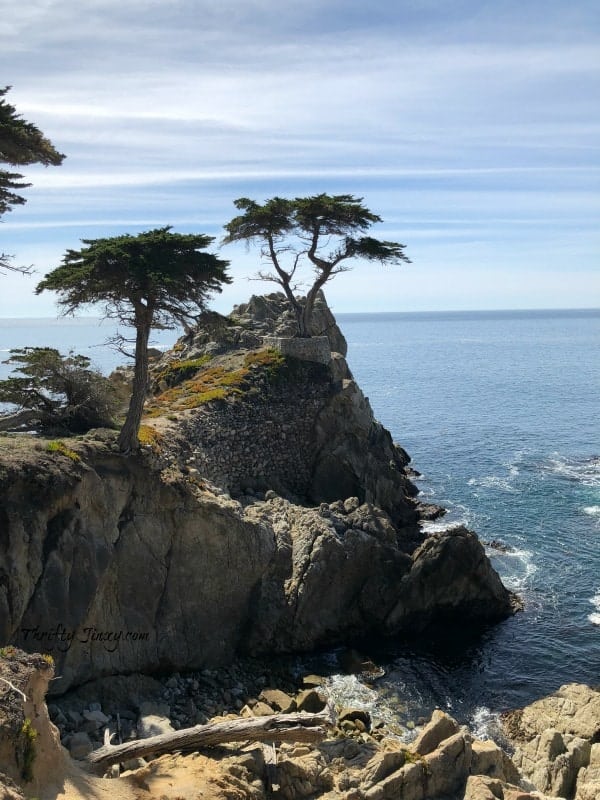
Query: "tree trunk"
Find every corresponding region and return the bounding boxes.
[86,708,336,774]
[301,274,329,337]
[286,289,307,337]
[116,311,151,453]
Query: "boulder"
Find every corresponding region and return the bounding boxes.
[504,684,600,742]
[259,689,296,713]
[471,738,521,785]
[504,684,600,800]
[423,729,472,798]
[68,731,93,760]
[137,702,175,739]
[295,689,327,713]
[575,742,600,800]
[411,709,460,755]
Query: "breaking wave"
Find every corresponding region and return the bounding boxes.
[588,591,600,626]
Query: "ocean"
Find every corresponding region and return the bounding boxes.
[331,308,600,736]
[1,309,599,735]
[0,317,178,379]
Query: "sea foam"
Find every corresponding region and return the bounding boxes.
[588,591,600,626]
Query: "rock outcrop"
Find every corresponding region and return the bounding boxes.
[0,292,515,693]
[6,653,597,800]
[503,683,600,800]
[0,649,65,797]
[0,440,514,694]
[156,292,420,527]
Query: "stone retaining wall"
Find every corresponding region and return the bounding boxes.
[181,369,333,496]
[262,335,332,365]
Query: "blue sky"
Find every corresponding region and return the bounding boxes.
[1,0,599,316]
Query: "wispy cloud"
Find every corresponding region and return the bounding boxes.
[1,0,598,314]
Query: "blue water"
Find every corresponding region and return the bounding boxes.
[0,317,178,378]
[1,310,599,730]
[333,308,600,731]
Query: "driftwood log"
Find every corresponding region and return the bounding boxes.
[86,706,337,774]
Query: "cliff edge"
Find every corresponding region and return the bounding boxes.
[0,293,516,694]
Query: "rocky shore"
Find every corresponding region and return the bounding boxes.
[0,292,536,796]
[1,649,598,799]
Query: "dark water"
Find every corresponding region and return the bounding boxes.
[330,308,600,733]
[1,310,599,733]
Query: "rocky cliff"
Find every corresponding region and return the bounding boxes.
[0,293,516,694]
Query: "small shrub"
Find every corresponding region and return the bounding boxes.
[20,718,37,782]
[45,440,81,462]
[243,348,285,371]
[138,425,164,453]
[155,355,213,387]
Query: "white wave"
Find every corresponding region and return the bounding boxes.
[468,475,517,493]
[588,591,600,626]
[324,674,379,711]
[491,547,537,593]
[469,706,502,741]
[546,454,600,488]
[420,501,473,535]
[583,505,600,517]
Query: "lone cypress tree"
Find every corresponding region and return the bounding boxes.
[37,227,231,452]
[224,193,410,337]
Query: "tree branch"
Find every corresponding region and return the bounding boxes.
[0,677,27,702]
[86,706,336,774]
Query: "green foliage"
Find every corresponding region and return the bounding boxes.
[0,645,17,658]
[0,347,118,433]
[149,364,246,412]
[155,355,213,388]
[224,193,410,336]
[36,227,231,453]
[45,440,81,461]
[0,87,65,169]
[243,348,286,380]
[36,227,231,325]
[145,347,315,417]
[20,718,37,782]
[137,424,165,452]
[0,87,65,275]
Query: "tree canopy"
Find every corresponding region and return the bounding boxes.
[36,227,231,452]
[0,347,118,433]
[0,86,65,273]
[223,193,410,337]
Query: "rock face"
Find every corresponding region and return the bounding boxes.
[0,292,515,693]
[0,649,65,796]
[164,292,419,527]
[503,683,600,800]
[0,443,514,693]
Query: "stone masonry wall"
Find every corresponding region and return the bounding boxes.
[262,335,332,365]
[180,365,334,497]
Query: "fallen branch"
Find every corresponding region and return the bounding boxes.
[86,706,337,774]
[0,677,27,703]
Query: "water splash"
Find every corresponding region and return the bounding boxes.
[588,591,600,626]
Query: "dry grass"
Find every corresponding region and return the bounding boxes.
[144,348,286,417]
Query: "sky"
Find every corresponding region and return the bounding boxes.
[1,0,599,317]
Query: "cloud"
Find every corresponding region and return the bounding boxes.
[1,0,598,314]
